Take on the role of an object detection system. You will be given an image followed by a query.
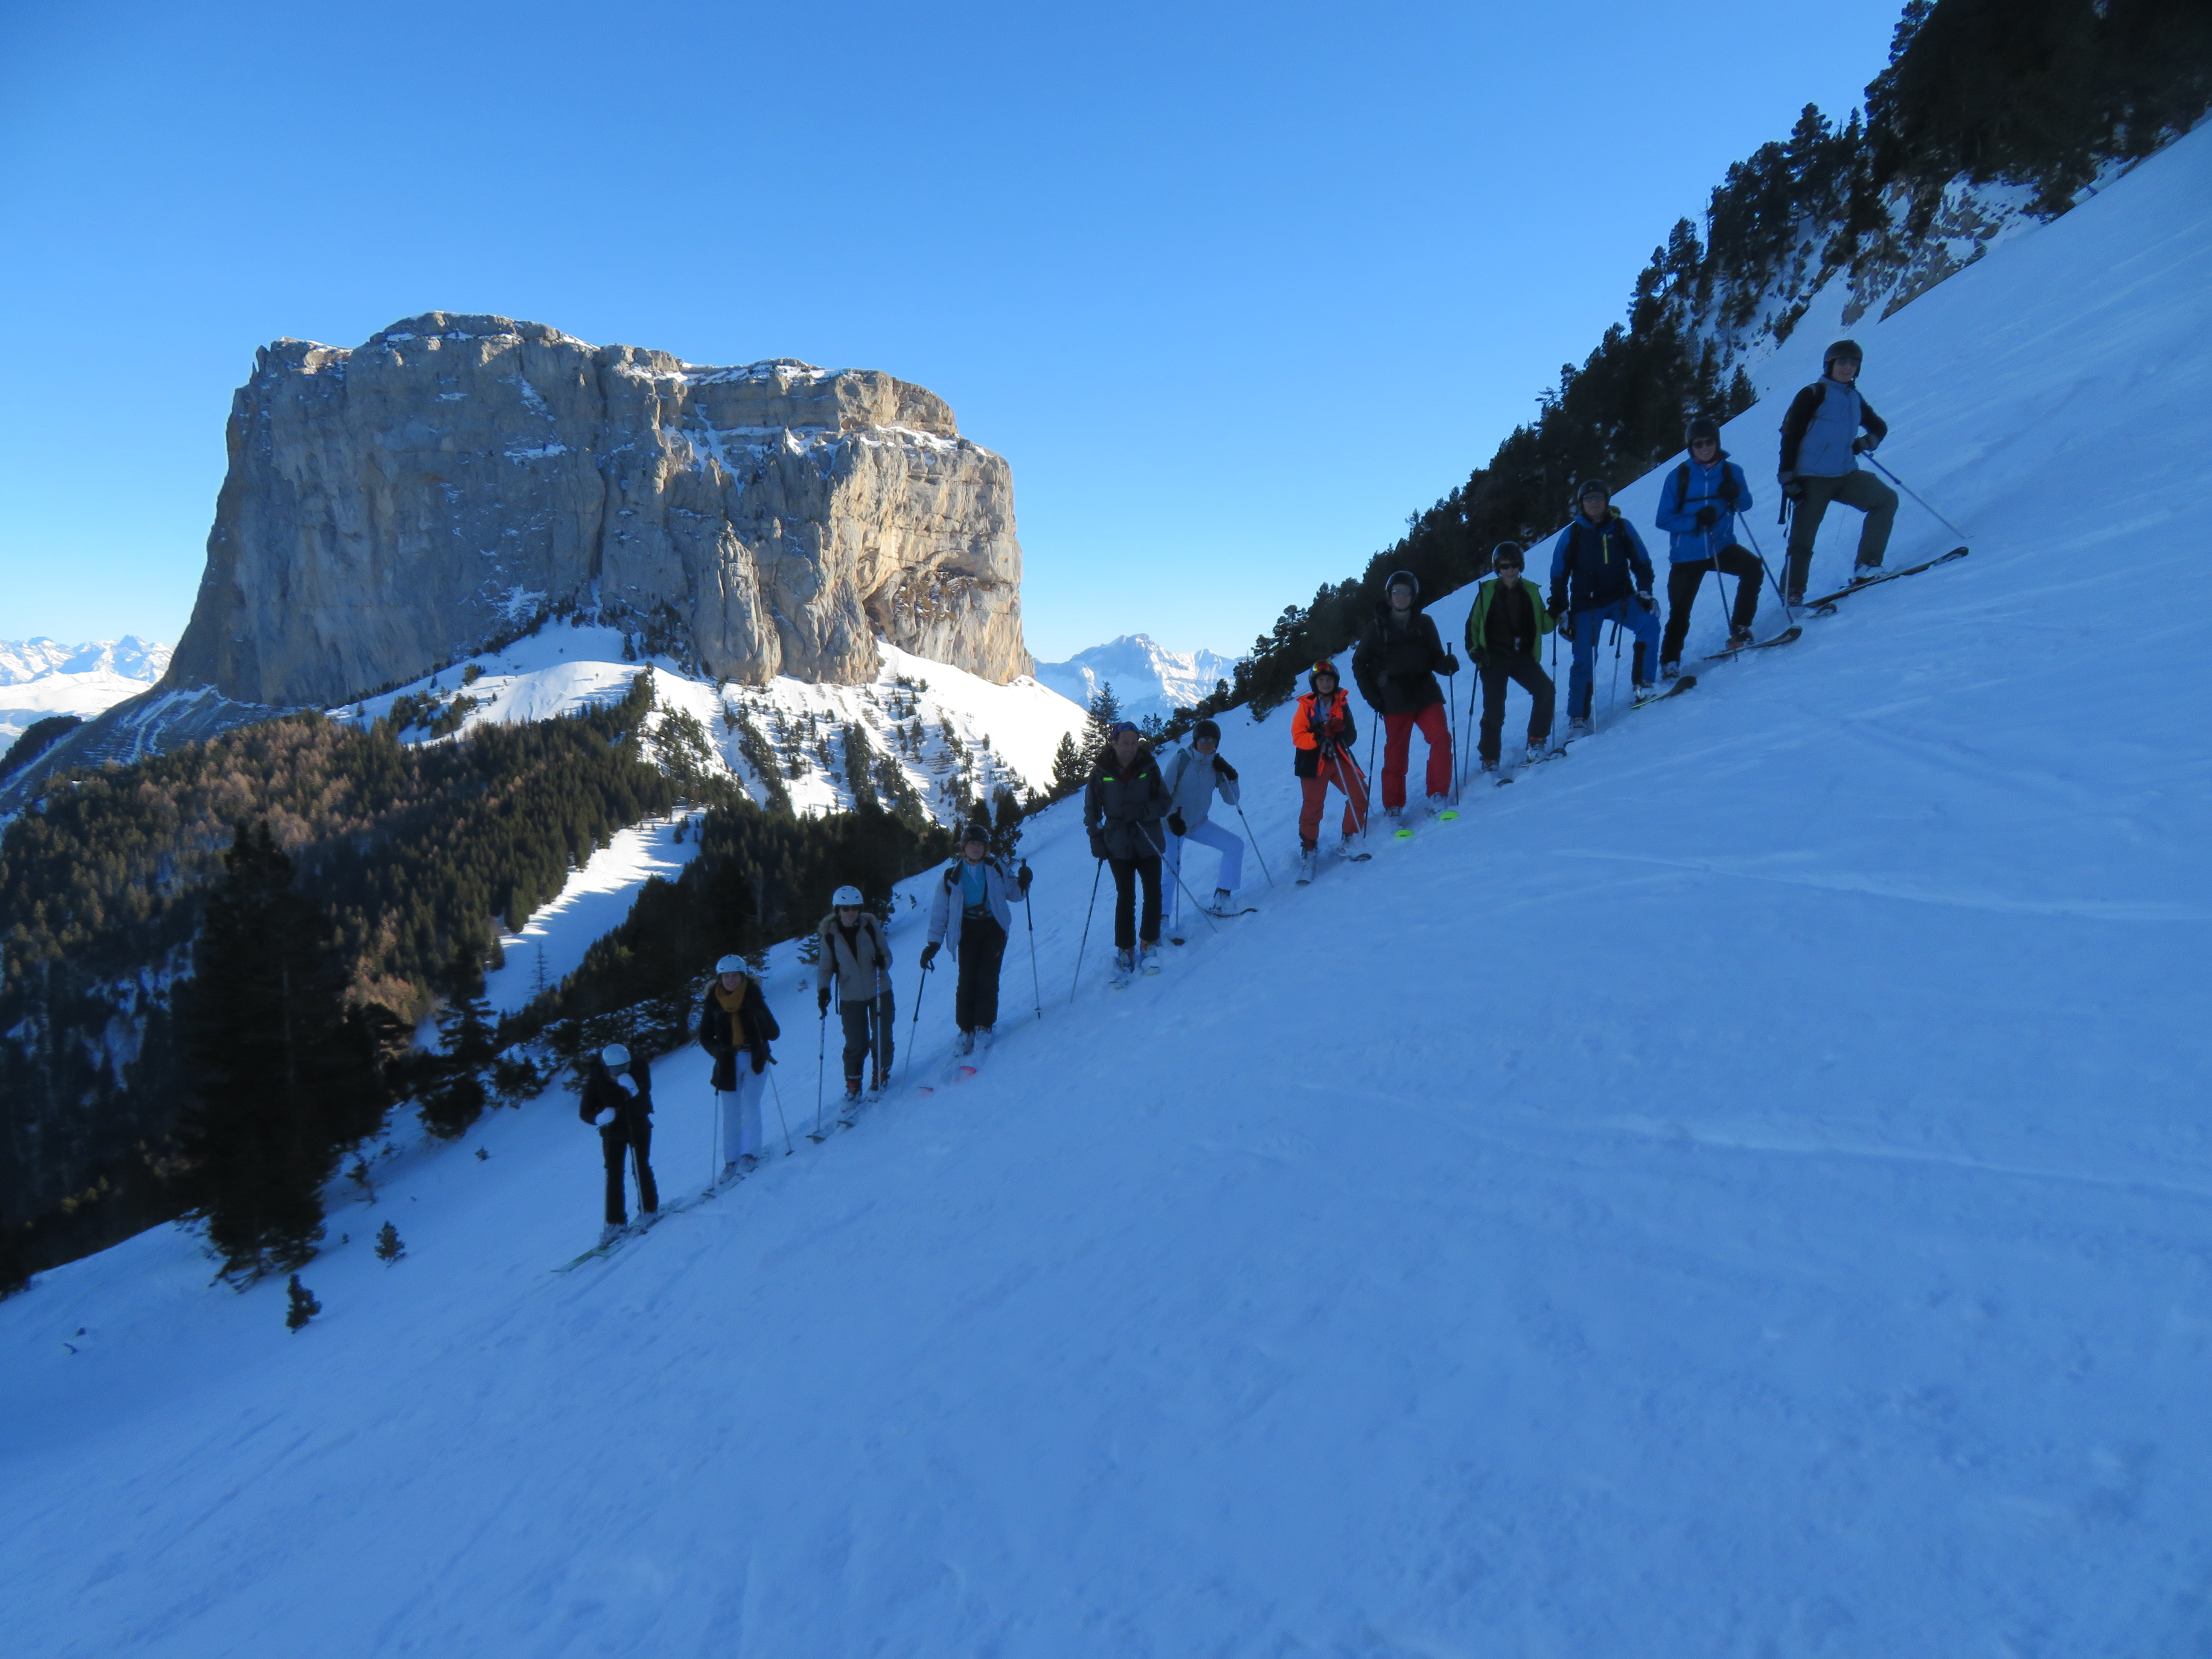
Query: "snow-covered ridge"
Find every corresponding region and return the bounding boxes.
[1033,633,1238,727]
[0,636,172,747]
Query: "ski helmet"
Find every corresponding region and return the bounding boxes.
[1575,478,1611,506]
[1685,416,1720,447]
[963,816,992,844]
[1310,658,1340,689]
[1385,569,1419,597]
[713,954,743,975]
[832,884,863,908]
[1191,719,1221,743]
[1823,338,1863,370]
[600,1043,630,1068]
[1490,541,1525,568]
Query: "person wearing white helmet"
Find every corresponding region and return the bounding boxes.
[578,1041,656,1244]
[816,885,894,1100]
[696,954,780,1181]
[923,816,1032,1054]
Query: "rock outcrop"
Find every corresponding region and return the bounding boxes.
[164,314,1031,707]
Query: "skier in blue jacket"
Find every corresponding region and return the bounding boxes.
[1651,418,1764,672]
[1777,338,1896,602]
[1547,479,1660,733]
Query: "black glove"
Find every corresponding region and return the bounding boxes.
[919,941,939,969]
[817,987,831,1014]
[1851,435,1880,454]
[748,1042,768,1075]
[1780,473,1806,501]
[1167,811,1187,837]
[1547,592,1567,620]
[1441,655,1460,676]
[1636,591,1655,612]
[1212,757,1237,782]
[1016,862,1032,894]
[1720,476,1741,506]
[1694,506,1717,529]
[1088,829,1108,861]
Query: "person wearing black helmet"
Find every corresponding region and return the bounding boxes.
[816,885,894,1099]
[1778,339,1897,602]
[1547,479,1661,734]
[1653,418,1764,667]
[1463,542,1556,770]
[1351,569,1458,822]
[579,1041,657,1244]
[1083,723,1170,983]
[922,817,1031,1053]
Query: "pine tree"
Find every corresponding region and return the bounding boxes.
[175,822,386,1281]
[1048,733,1085,802]
[421,944,496,1140]
[374,1220,405,1264]
[285,1275,321,1331]
[1078,683,1121,774]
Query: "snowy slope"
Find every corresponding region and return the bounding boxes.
[1033,632,1237,727]
[6,124,2212,1657]
[339,624,1088,824]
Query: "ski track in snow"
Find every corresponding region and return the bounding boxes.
[6,126,2212,1657]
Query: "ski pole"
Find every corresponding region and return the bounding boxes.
[1608,618,1622,719]
[764,1061,795,1156]
[1146,821,1220,934]
[1069,860,1103,1004]
[1444,670,1459,804]
[1022,880,1043,1020]
[900,963,930,1086]
[1865,453,1970,544]
[1233,805,1275,887]
[1463,670,1481,780]
[1734,518,1792,614]
[1362,721,1379,839]
[815,1008,827,1136]
[711,1086,721,1187]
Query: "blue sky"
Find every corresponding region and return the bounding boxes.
[0,0,1901,663]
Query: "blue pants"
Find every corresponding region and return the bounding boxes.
[1167,818,1245,923]
[1568,600,1662,719]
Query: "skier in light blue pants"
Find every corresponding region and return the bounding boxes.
[1161,719,1244,925]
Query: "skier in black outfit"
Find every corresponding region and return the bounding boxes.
[1463,541,1556,770]
[1351,570,1458,821]
[579,1042,657,1243]
[1083,721,1172,981]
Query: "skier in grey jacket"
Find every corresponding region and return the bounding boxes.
[921,818,1033,1054]
[815,887,894,1100]
[1160,719,1244,925]
[1778,338,1898,602]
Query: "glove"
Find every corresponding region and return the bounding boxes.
[1212,757,1237,782]
[1547,592,1567,620]
[590,1106,613,1127]
[919,941,940,969]
[1694,506,1717,529]
[1636,591,1656,612]
[1852,435,1880,454]
[1720,476,1741,506]
[1168,811,1187,838]
[817,987,831,1014]
[748,1042,768,1075]
[1016,862,1033,894]
[1441,655,1460,676]
[1088,829,1108,861]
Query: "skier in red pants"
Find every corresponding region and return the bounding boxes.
[1291,659,1368,882]
[1352,569,1458,824]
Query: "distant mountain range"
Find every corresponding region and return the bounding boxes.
[0,637,172,745]
[1031,635,1237,728]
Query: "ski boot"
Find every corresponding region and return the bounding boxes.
[1661,660,1682,681]
[1207,887,1235,917]
[844,1079,863,1104]
[1726,626,1755,650]
[977,1026,995,1052]
[956,1028,975,1057]
[1524,740,1546,764]
[1849,562,1883,585]
[1109,947,1135,988]
[1296,841,1318,884]
[1569,716,1593,737]
[599,1222,626,1247]
[1138,943,1161,976]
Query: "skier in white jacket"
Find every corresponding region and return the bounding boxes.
[1160,719,1244,926]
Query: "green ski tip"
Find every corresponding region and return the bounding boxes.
[1438,810,1459,821]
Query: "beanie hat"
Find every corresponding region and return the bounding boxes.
[1192,719,1221,743]
[1685,416,1721,446]
[1823,339,1863,370]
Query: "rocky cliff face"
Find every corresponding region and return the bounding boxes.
[164,314,1031,707]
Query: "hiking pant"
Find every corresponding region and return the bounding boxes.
[1568,600,1662,719]
[955,917,1007,1031]
[600,1118,658,1225]
[1106,857,1162,950]
[718,1068,764,1164]
[1658,546,1763,665]
[838,990,894,1086]
[1297,754,1369,844]
[1380,704,1452,809]
[1785,469,1898,596]
[1167,818,1244,924]
[1478,653,1555,765]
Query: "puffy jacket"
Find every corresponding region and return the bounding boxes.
[1162,743,1240,830]
[1779,376,1886,479]
[927,856,1024,949]
[1083,746,1171,861]
[1291,689,1358,780]
[815,911,892,1005]
[1464,575,1554,664]
[579,1054,652,1132]
[1547,509,1654,615]
[1353,602,1452,715]
[1655,455,1755,563]
[696,975,780,1093]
